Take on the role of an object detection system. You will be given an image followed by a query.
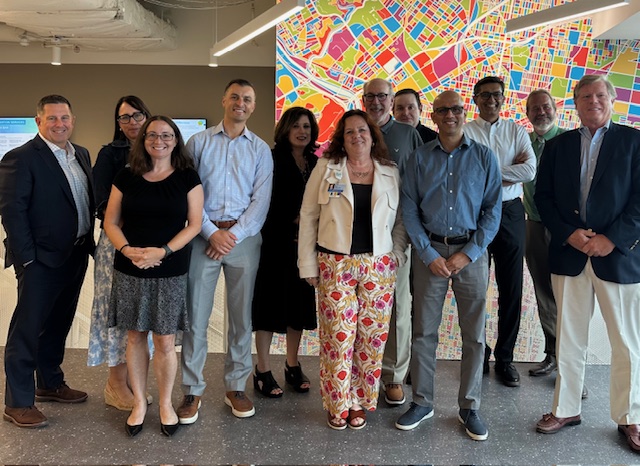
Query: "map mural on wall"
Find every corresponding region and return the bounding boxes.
[276,0,640,143]
[275,0,628,361]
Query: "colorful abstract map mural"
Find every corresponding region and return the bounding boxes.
[276,0,640,144]
[275,0,625,361]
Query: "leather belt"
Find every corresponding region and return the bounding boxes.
[427,230,474,245]
[73,233,91,246]
[213,220,237,229]
[502,198,520,207]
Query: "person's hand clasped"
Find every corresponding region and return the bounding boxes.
[205,229,238,261]
[305,277,319,287]
[128,247,164,270]
[428,257,452,278]
[445,252,471,275]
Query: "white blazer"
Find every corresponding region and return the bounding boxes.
[298,156,408,279]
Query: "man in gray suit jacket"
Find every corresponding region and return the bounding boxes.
[0,95,94,428]
[535,75,640,454]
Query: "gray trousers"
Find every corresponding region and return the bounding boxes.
[382,246,412,384]
[525,219,557,356]
[411,243,488,410]
[181,234,262,394]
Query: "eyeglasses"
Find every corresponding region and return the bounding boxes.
[144,132,175,141]
[363,93,389,102]
[476,91,504,101]
[434,106,465,116]
[117,112,146,124]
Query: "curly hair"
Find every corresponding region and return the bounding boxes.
[323,109,392,166]
[128,115,194,176]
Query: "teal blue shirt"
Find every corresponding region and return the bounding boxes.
[523,125,566,222]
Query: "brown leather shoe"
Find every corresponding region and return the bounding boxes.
[384,383,406,405]
[177,395,201,424]
[618,424,640,452]
[536,412,581,433]
[36,382,87,403]
[3,406,48,428]
[224,391,255,418]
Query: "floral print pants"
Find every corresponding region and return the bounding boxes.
[317,251,397,418]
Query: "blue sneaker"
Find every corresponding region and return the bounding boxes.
[395,402,434,431]
[458,408,488,441]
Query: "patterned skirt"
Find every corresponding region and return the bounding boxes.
[108,269,189,335]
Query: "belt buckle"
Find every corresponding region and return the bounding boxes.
[443,236,449,246]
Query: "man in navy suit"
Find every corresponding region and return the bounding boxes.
[534,75,640,454]
[0,95,95,428]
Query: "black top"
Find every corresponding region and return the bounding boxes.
[416,123,438,144]
[93,139,130,221]
[350,183,373,254]
[113,167,201,279]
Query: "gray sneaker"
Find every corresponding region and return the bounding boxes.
[458,408,488,441]
[395,402,434,431]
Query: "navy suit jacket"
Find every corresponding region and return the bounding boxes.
[534,123,640,284]
[0,134,95,269]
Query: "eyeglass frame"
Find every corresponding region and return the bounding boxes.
[363,93,390,103]
[476,91,504,101]
[433,105,465,116]
[143,132,175,141]
[116,112,146,124]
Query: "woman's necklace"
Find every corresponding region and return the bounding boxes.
[347,160,372,179]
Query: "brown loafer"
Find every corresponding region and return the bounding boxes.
[3,406,48,428]
[536,412,581,434]
[36,382,87,403]
[618,424,640,452]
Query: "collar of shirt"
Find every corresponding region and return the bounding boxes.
[213,121,255,142]
[529,125,563,144]
[433,133,471,153]
[475,115,503,129]
[578,119,611,140]
[379,115,395,133]
[39,133,75,157]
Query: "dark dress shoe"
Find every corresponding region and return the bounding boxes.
[618,424,640,452]
[528,355,557,377]
[3,406,48,428]
[125,422,143,437]
[495,363,520,387]
[536,413,581,433]
[161,422,180,437]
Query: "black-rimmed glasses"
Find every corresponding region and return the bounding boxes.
[476,91,504,101]
[117,112,146,124]
[434,106,464,116]
[144,132,175,141]
[363,93,389,102]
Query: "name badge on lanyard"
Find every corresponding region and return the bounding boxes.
[328,183,345,198]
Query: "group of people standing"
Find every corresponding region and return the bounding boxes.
[0,73,638,454]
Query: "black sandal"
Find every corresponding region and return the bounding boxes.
[253,365,283,398]
[284,362,310,393]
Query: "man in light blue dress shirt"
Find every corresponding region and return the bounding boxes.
[178,79,273,422]
[396,91,501,441]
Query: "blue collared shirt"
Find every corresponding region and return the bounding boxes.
[186,121,273,242]
[579,120,610,222]
[401,135,502,265]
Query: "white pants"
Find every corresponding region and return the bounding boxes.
[551,259,640,424]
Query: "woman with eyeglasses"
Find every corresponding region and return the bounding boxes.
[298,109,407,430]
[104,116,203,437]
[88,96,153,411]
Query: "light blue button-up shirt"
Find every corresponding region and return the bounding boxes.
[401,135,502,265]
[186,122,273,243]
[578,121,610,223]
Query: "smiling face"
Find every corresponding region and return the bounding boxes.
[393,93,421,127]
[431,91,465,137]
[575,80,614,132]
[117,101,146,142]
[222,84,256,124]
[144,120,176,163]
[288,114,311,151]
[526,92,556,135]
[362,79,393,126]
[343,115,373,158]
[36,103,75,149]
[473,82,504,123]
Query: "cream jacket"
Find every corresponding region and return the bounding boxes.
[298,157,408,278]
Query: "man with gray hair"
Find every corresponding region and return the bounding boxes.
[535,74,640,454]
[362,77,422,405]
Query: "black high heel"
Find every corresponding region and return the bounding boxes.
[285,362,310,393]
[125,421,143,437]
[160,421,179,437]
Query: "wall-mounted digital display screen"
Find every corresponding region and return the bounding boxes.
[0,117,38,160]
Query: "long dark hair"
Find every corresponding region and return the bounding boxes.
[324,109,392,165]
[274,106,319,158]
[112,95,152,142]
[128,116,193,176]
